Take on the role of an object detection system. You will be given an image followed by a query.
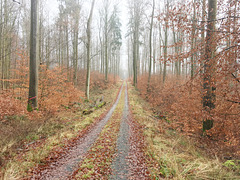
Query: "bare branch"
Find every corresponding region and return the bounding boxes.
[196,16,240,23]
[13,0,20,4]
[231,73,240,83]
[226,99,240,104]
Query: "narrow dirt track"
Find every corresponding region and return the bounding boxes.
[30,85,123,180]
[111,83,149,180]
[110,84,130,180]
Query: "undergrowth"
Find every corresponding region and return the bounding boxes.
[128,82,240,179]
[137,74,240,159]
[0,81,121,179]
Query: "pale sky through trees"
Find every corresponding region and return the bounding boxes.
[45,0,129,77]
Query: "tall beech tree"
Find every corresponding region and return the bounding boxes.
[72,1,80,86]
[128,0,144,87]
[85,0,95,100]
[202,0,217,132]
[28,0,38,111]
[103,0,110,81]
[163,0,169,84]
[190,0,196,80]
[148,0,155,87]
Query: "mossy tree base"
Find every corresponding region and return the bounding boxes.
[203,119,213,132]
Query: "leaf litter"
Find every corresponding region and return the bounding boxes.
[26,85,123,179]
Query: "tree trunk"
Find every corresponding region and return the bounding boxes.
[66,15,70,80]
[202,0,217,132]
[28,0,39,111]
[172,20,179,76]
[148,0,155,88]
[73,29,78,86]
[132,0,141,87]
[85,0,95,101]
[104,0,109,81]
[163,0,169,84]
[0,0,2,90]
[191,0,196,80]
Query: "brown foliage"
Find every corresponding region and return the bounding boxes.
[0,51,117,120]
[136,0,240,159]
[0,92,27,120]
[137,73,240,158]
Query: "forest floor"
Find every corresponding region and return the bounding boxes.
[0,81,239,179]
[0,81,121,179]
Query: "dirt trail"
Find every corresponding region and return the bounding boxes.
[110,84,130,180]
[110,83,150,180]
[31,85,123,180]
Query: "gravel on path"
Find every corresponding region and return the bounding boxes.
[111,83,150,180]
[110,84,130,180]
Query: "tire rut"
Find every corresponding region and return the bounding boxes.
[110,84,130,180]
[30,85,123,180]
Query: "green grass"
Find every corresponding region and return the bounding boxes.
[223,160,240,171]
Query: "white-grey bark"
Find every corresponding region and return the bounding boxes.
[85,0,95,100]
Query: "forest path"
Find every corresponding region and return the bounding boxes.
[30,85,123,179]
[110,84,130,180]
[71,82,149,179]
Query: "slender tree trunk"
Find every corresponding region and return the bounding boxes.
[28,0,38,111]
[153,29,156,74]
[0,0,2,90]
[172,21,179,76]
[158,22,162,77]
[178,32,182,76]
[163,0,169,84]
[133,35,137,86]
[74,29,78,86]
[128,38,132,78]
[200,0,206,104]
[104,0,109,81]
[148,0,155,88]
[85,0,95,100]
[2,0,7,90]
[39,3,42,65]
[191,0,196,79]
[233,0,238,78]
[66,15,70,80]
[46,28,50,68]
